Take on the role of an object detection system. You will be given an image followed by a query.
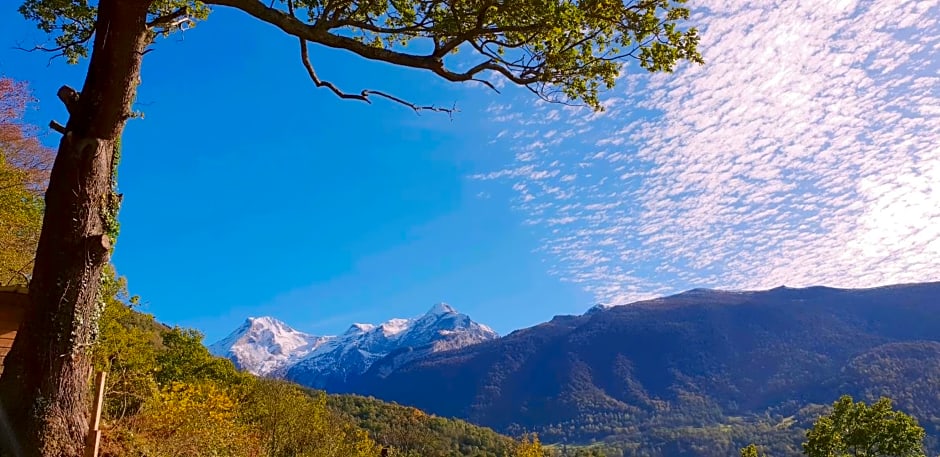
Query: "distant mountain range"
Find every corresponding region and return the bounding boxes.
[210,283,940,456]
[208,303,498,389]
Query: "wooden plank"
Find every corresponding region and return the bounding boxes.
[89,372,106,430]
[0,308,25,323]
[0,290,29,308]
[0,286,28,293]
[0,334,15,373]
[84,371,107,457]
[83,431,101,457]
[0,289,25,375]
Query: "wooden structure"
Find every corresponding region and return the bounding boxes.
[0,287,107,457]
[85,371,107,457]
[0,286,27,375]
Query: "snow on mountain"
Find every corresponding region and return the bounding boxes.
[208,316,331,376]
[208,303,499,388]
[584,303,614,315]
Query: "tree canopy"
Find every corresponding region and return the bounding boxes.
[803,395,926,457]
[21,0,701,110]
[739,444,765,457]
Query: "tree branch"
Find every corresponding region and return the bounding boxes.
[206,0,701,111]
[56,85,80,114]
[49,120,67,134]
[4,259,33,287]
[12,27,96,64]
[207,0,540,87]
[281,0,455,114]
[147,7,190,29]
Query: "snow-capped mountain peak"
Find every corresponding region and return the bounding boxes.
[345,323,376,334]
[208,303,499,389]
[426,302,457,316]
[208,316,329,376]
[379,318,411,336]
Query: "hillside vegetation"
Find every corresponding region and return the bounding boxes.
[357,285,940,456]
[90,269,550,457]
[62,275,940,457]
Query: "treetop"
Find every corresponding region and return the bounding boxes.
[20,0,701,110]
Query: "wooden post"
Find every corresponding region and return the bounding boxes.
[84,371,107,457]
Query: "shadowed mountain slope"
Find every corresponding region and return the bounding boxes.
[353,283,940,455]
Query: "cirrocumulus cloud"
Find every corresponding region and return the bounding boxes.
[475,0,940,305]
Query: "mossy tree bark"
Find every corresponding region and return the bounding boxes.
[0,1,152,455]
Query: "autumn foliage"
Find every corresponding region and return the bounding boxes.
[131,381,259,457]
[0,77,54,285]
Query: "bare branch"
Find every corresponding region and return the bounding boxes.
[329,19,434,35]
[285,0,455,114]
[5,259,33,287]
[365,90,458,116]
[12,27,95,64]
[297,38,370,103]
[471,78,500,92]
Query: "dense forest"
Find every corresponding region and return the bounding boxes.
[359,286,940,456]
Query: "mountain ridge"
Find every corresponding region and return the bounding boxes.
[350,282,940,456]
[208,303,499,385]
[208,282,940,456]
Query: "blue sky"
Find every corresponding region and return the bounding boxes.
[2,0,939,343]
[0,6,592,341]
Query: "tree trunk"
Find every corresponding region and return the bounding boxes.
[0,1,152,456]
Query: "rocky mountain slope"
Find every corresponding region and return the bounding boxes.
[208,316,331,376]
[209,303,499,388]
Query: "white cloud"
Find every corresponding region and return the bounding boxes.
[476,0,940,305]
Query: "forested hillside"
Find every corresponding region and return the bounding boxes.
[356,285,940,456]
[90,269,550,457]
